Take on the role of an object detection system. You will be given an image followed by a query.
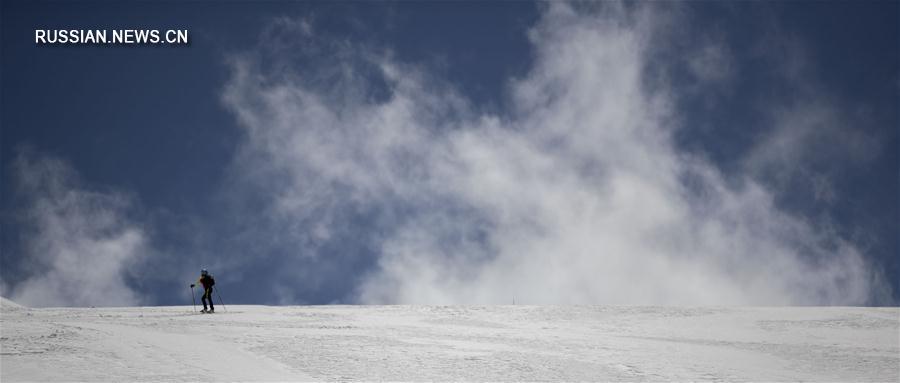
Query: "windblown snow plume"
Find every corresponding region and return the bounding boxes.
[7,149,148,307]
[222,3,888,305]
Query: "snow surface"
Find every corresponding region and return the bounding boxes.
[1,300,898,381]
[0,297,24,310]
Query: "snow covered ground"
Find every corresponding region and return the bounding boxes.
[2,297,897,381]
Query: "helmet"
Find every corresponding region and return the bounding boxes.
[201,269,208,276]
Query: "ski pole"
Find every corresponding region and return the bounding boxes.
[215,286,227,312]
[190,285,197,312]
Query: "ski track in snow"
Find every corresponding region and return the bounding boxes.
[1,302,898,381]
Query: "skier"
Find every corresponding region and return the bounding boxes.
[190,269,215,313]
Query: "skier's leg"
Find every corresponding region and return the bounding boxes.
[203,289,214,311]
[201,290,210,311]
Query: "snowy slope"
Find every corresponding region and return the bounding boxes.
[0,297,24,310]
[1,300,897,381]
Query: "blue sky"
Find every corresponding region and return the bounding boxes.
[1,1,897,306]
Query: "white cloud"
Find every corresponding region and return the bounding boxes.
[8,149,149,307]
[222,3,889,305]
